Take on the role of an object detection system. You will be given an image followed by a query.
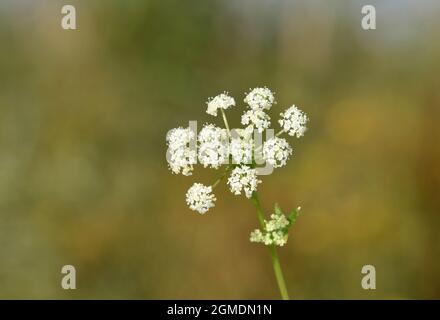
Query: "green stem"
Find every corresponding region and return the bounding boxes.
[251,191,290,300]
[268,245,289,300]
[212,165,232,189]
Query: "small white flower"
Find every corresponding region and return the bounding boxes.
[244,87,275,110]
[279,105,308,138]
[186,183,216,214]
[198,124,229,169]
[264,233,274,246]
[166,127,197,176]
[266,213,290,232]
[206,92,236,116]
[262,137,292,168]
[271,231,288,246]
[241,109,271,133]
[227,165,261,198]
[250,229,264,243]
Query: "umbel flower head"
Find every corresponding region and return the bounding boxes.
[166,87,308,247]
[206,92,236,116]
[227,165,261,199]
[241,109,271,133]
[279,105,309,138]
[230,127,254,165]
[198,124,229,169]
[263,137,293,168]
[244,87,275,110]
[166,127,197,176]
[186,183,216,214]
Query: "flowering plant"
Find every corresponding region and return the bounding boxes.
[166,87,308,299]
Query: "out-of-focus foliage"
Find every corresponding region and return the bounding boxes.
[0,0,439,299]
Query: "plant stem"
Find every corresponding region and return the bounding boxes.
[220,108,231,139]
[219,108,289,299]
[268,244,289,300]
[251,191,290,300]
[212,165,232,189]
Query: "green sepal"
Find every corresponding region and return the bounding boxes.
[287,207,299,226]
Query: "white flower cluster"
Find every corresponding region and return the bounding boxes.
[186,183,216,214]
[166,88,308,216]
[250,212,290,246]
[241,109,271,133]
[262,137,292,168]
[166,127,197,176]
[198,124,229,169]
[279,105,308,138]
[230,133,253,165]
[241,87,275,133]
[227,165,261,198]
[244,87,275,110]
[206,92,235,116]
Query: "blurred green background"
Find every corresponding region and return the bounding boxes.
[0,0,439,299]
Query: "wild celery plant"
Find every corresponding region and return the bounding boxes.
[166,87,308,299]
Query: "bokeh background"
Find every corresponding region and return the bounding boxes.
[0,0,439,299]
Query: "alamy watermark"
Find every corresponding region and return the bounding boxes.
[61,265,76,290]
[61,5,77,30]
[361,5,376,30]
[361,265,376,290]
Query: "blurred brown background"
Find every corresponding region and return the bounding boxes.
[0,0,439,299]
